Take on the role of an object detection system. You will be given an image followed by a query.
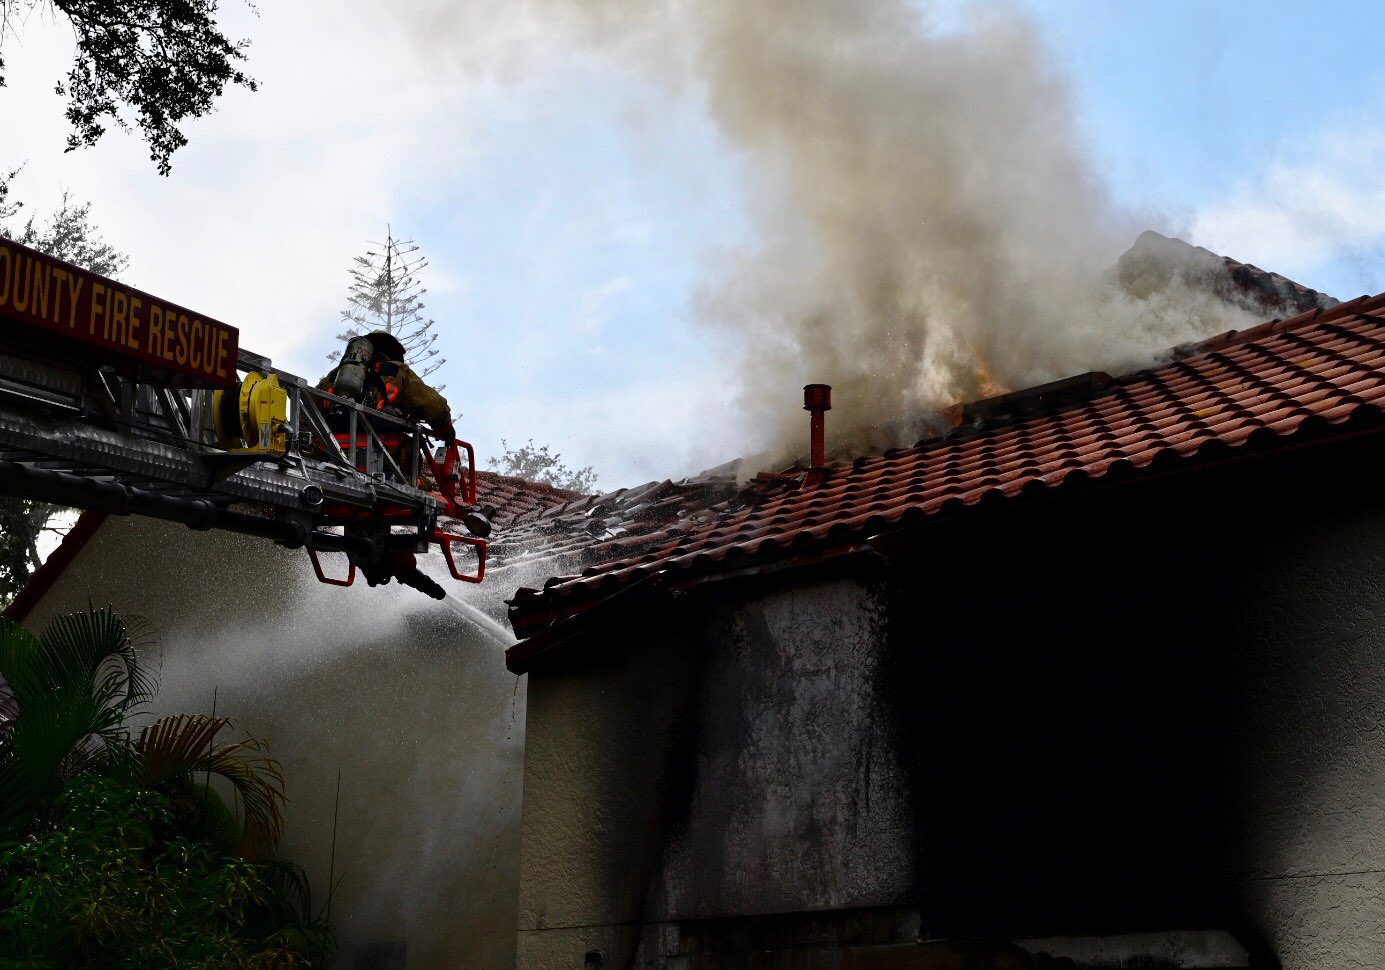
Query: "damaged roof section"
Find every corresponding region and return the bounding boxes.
[473,461,744,586]
[1116,230,1338,320]
[505,292,1385,670]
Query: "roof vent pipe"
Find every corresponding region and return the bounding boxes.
[803,384,832,469]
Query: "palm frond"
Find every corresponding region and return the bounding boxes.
[0,676,18,736]
[265,859,316,925]
[0,617,136,837]
[38,606,153,715]
[130,714,286,857]
[0,618,48,716]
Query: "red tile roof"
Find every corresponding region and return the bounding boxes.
[480,463,742,583]
[507,293,1385,669]
[474,470,585,526]
[1,511,107,624]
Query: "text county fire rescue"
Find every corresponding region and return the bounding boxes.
[0,241,237,386]
[0,235,490,597]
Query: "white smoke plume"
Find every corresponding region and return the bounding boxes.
[419,0,1262,459]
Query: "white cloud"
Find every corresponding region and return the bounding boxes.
[475,365,739,489]
[574,275,634,332]
[0,0,748,486]
[1,0,481,377]
[1192,129,1385,293]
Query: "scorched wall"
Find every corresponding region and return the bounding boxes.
[514,434,1385,969]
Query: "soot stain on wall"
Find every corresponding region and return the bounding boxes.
[518,435,1385,969]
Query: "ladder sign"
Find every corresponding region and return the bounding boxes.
[0,234,239,387]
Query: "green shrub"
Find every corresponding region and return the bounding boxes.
[0,774,332,968]
[0,609,333,968]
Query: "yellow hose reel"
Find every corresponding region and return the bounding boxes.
[211,371,289,457]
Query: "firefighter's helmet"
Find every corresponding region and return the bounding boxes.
[365,331,407,363]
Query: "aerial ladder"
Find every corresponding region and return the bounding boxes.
[0,235,487,596]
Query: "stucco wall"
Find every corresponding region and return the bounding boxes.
[516,572,916,969]
[21,515,525,970]
[515,439,1385,969]
[879,447,1385,968]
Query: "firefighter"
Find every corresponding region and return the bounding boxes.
[318,331,455,445]
[319,331,456,598]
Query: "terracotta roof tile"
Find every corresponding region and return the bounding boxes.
[477,461,745,585]
[506,292,1385,650]
[472,470,586,526]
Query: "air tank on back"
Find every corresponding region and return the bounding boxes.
[333,335,376,401]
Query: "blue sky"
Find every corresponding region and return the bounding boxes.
[1029,0,1385,298]
[4,1,1385,487]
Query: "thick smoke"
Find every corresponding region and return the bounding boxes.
[425,0,1262,459]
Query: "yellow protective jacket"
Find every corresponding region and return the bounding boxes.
[318,359,452,435]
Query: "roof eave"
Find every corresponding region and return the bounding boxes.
[506,403,1385,672]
